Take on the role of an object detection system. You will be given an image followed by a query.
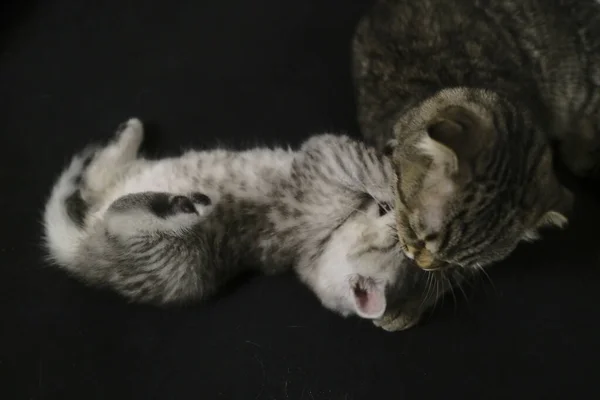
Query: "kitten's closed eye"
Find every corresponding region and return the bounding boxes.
[170,195,198,215]
[378,202,393,216]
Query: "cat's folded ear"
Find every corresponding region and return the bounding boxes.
[350,275,386,319]
[419,105,488,182]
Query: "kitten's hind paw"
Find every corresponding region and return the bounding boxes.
[113,117,144,151]
[58,145,100,189]
[150,193,213,219]
[74,144,102,184]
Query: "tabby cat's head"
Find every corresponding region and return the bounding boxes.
[387,88,572,271]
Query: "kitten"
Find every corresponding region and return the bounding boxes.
[351,0,586,275]
[44,118,425,326]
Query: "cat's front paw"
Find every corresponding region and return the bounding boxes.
[373,311,421,332]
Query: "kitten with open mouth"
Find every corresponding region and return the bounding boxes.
[44,118,430,327]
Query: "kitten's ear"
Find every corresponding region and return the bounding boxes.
[351,275,386,319]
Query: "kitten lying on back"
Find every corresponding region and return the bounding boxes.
[44,118,430,327]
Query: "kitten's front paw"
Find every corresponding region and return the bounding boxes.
[373,311,421,332]
[166,193,213,217]
[170,195,198,215]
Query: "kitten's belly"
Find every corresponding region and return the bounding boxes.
[89,148,296,221]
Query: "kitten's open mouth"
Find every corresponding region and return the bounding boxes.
[351,278,372,308]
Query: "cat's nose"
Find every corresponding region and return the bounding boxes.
[170,195,197,214]
[415,248,434,269]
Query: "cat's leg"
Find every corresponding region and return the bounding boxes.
[374,267,466,332]
[80,118,145,203]
[557,117,600,179]
[372,300,425,332]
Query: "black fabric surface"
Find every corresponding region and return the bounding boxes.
[2,1,600,399]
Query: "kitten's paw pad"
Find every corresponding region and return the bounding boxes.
[190,192,211,206]
[373,312,420,332]
[169,195,198,215]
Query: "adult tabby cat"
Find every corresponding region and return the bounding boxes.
[352,0,588,272]
[44,118,446,329]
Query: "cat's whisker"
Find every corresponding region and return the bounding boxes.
[475,263,497,296]
[453,272,471,307]
[445,273,458,314]
[429,274,441,314]
[420,272,434,312]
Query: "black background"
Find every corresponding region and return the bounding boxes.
[2,1,600,399]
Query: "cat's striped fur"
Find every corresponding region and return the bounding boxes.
[352,0,582,272]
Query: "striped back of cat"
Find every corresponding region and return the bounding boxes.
[389,88,572,271]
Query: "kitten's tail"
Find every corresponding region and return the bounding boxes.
[42,148,94,268]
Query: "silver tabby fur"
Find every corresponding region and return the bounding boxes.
[44,118,455,330]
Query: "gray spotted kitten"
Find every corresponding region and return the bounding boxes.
[44,118,432,328]
[352,0,591,273]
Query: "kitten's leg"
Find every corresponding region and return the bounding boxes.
[103,191,211,239]
[81,191,215,304]
[81,118,145,203]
